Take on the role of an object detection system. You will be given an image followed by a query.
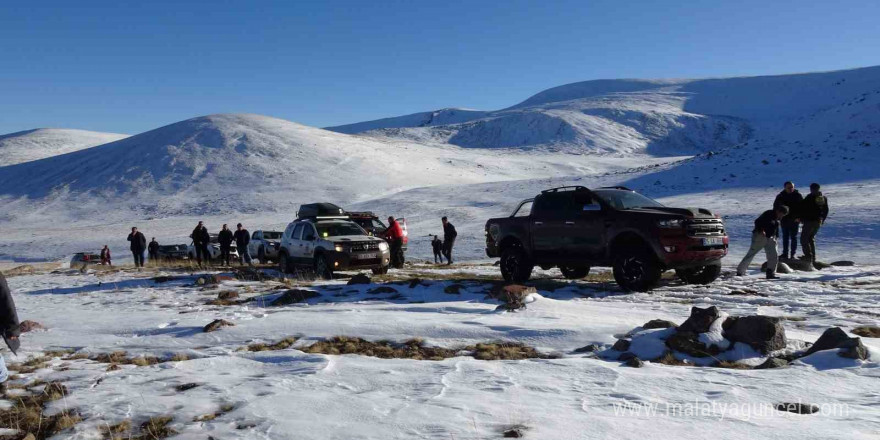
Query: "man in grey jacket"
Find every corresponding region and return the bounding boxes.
[0,272,21,393]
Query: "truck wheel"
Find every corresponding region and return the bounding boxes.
[278,253,291,274]
[560,265,590,280]
[676,265,721,285]
[500,246,533,283]
[613,250,661,292]
[315,254,333,280]
[372,266,389,275]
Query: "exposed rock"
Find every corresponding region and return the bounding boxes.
[678,306,720,334]
[503,427,525,438]
[234,267,276,282]
[839,338,869,360]
[803,327,851,355]
[775,402,819,414]
[611,339,631,352]
[830,260,855,267]
[813,261,832,270]
[153,276,175,283]
[271,289,320,306]
[218,290,239,300]
[727,289,768,297]
[782,258,816,272]
[642,319,678,330]
[19,320,45,333]
[444,284,464,294]
[625,356,645,368]
[203,319,234,332]
[367,286,398,294]
[755,357,789,369]
[761,261,793,274]
[347,274,371,285]
[491,285,537,311]
[573,344,600,353]
[665,332,719,357]
[195,275,219,286]
[722,315,787,354]
[618,352,637,361]
[852,326,880,338]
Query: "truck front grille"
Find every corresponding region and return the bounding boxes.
[686,218,726,237]
[348,242,380,252]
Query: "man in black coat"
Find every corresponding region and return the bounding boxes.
[737,205,788,279]
[800,183,829,267]
[1,273,21,391]
[234,223,252,266]
[773,181,804,260]
[218,224,235,266]
[148,238,160,262]
[442,216,457,265]
[431,235,443,264]
[190,221,211,267]
[127,227,147,269]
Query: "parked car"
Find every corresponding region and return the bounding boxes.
[156,244,189,261]
[248,230,283,263]
[70,252,102,267]
[187,234,239,260]
[485,186,728,291]
[277,203,391,279]
[347,211,409,251]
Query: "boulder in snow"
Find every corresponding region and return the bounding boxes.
[611,339,631,352]
[642,319,678,330]
[830,260,855,267]
[624,356,645,368]
[803,327,869,360]
[347,274,371,285]
[665,332,720,357]
[271,289,320,306]
[678,306,720,334]
[573,344,600,353]
[203,319,234,333]
[19,320,45,333]
[755,357,789,369]
[722,315,786,354]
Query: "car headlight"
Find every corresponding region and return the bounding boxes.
[657,219,684,228]
[335,245,344,252]
[378,242,389,251]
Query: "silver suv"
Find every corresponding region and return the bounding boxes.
[277,213,391,279]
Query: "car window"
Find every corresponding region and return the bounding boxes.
[512,200,533,217]
[291,224,304,240]
[254,231,262,240]
[593,189,664,210]
[372,219,387,230]
[264,231,282,240]
[303,224,318,241]
[316,222,366,238]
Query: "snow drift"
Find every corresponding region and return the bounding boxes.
[0,128,128,166]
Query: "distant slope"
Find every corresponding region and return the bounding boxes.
[0,128,128,166]
[327,66,880,156]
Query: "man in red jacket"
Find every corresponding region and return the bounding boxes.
[384,216,405,269]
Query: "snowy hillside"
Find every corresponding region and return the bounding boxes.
[0,128,128,166]
[329,66,880,156]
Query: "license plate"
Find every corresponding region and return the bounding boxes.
[702,237,724,246]
[355,253,378,260]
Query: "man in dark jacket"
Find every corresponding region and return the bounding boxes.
[737,205,788,279]
[127,227,147,269]
[190,221,211,267]
[442,216,457,265]
[431,235,443,264]
[384,216,405,269]
[1,273,21,391]
[233,223,252,266]
[800,182,829,267]
[773,181,804,260]
[218,224,234,266]
[148,238,160,262]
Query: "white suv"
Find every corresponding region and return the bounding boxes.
[277,217,391,279]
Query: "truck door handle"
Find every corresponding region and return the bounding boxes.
[565,221,575,225]
[534,221,543,225]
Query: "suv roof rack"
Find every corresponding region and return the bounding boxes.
[598,186,633,191]
[541,186,589,194]
[347,211,376,218]
[297,202,346,219]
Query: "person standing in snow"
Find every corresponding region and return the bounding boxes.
[431,235,444,264]
[100,245,112,266]
[148,238,160,263]
[127,227,147,269]
[800,182,829,268]
[0,272,21,394]
[190,221,210,267]
[234,223,252,266]
[442,216,457,265]
[383,216,405,269]
[737,205,788,279]
[773,181,803,260]
[218,224,234,266]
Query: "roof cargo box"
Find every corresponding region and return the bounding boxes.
[297,202,346,219]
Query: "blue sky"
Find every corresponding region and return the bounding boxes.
[1,0,878,134]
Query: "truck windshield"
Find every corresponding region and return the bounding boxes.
[593,189,665,210]
[263,232,282,240]
[316,222,366,238]
[512,200,533,217]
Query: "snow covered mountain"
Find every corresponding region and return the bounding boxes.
[0,128,128,166]
[328,66,880,156]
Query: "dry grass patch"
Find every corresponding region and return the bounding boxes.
[130,416,177,440]
[6,355,51,374]
[713,360,753,370]
[193,404,235,422]
[245,337,299,352]
[469,342,547,360]
[852,326,880,338]
[654,351,690,366]
[101,419,132,439]
[304,336,458,361]
[84,351,188,367]
[0,381,82,440]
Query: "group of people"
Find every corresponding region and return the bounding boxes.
[430,216,457,265]
[189,221,253,268]
[737,181,829,278]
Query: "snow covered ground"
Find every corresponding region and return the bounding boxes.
[2,263,878,439]
[0,128,128,166]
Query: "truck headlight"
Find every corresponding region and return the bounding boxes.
[335,245,344,252]
[657,219,684,228]
[378,242,389,251]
